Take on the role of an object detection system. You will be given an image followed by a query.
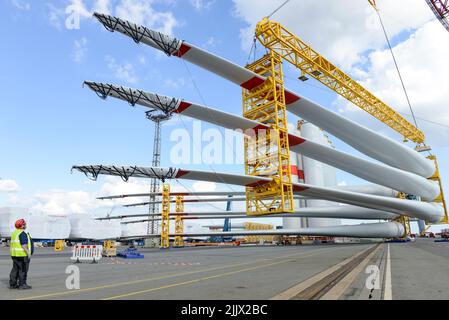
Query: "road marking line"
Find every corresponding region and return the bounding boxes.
[320,244,381,300]
[384,244,392,300]
[17,247,330,300]
[102,249,334,300]
[270,244,374,300]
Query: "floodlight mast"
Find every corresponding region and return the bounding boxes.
[85,80,176,242]
[145,111,172,240]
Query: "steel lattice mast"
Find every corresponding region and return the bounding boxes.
[146,111,172,239]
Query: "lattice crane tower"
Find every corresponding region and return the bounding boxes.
[146,110,172,243]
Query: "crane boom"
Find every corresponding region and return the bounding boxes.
[255,18,425,143]
[426,0,449,32]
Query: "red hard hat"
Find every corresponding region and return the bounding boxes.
[15,219,26,229]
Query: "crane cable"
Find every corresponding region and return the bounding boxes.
[247,0,292,64]
[267,0,292,19]
[369,1,421,141]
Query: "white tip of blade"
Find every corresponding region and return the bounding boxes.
[92,12,182,56]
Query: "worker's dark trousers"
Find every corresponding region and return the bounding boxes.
[10,257,30,286]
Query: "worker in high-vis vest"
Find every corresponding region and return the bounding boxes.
[9,219,34,290]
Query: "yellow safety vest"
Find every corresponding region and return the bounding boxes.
[10,229,31,257]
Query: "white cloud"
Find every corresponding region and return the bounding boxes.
[98,176,151,206]
[72,37,88,64]
[68,0,91,18]
[115,0,179,35]
[93,0,112,14]
[47,3,65,30]
[202,36,221,49]
[11,0,30,10]
[137,55,147,65]
[7,194,20,204]
[190,0,215,11]
[338,20,449,146]
[105,55,139,84]
[31,190,97,216]
[337,181,347,187]
[232,0,433,70]
[164,77,187,89]
[47,0,178,36]
[0,180,20,193]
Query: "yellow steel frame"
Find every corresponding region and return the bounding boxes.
[103,240,117,257]
[420,225,431,237]
[244,222,274,243]
[174,196,185,247]
[243,52,294,216]
[160,184,170,249]
[104,240,115,249]
[395,193,411,238]
[426,155,448,223]
[255,18,425,143]
[396,215,411,239]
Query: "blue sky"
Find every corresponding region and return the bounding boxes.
[1,0,448,233]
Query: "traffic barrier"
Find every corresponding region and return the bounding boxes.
[71,244,103,263]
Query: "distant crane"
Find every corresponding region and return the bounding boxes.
[208,195,233,243]
[426,0,449,32]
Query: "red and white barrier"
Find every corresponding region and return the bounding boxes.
[71,244,103,263]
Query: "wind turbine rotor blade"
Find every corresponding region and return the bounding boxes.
[72,165,444,223]
[91,13,435,178]
[120,222,405,239]
[84,82,439,200]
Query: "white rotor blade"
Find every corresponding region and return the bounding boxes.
[123,195,308,208]
[83,82,439,200]
[96,184,396,201]
[338,185,398,198]
[121,222,405,239]
[92,13,435,178]
[99,206,398,221]
[98,191,247,200]
[123,197,249,208]
[72,166,444,223]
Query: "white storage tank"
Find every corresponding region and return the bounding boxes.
[69,215,122,240]
[0,207,30,237]
[283,135,303,230]
[27,216,71,240]
[0,207,71,239]
[301,123,341,228]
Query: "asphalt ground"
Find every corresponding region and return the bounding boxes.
[0,239,446,300]
[0,243,371,300]
[389,238,449,299]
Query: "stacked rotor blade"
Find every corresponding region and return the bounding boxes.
[74,13,446,240]
[72,165,444,223]
[119,222,405,239]
[97,206,399,221]
[83,82,440,201]
[92,13,435,178]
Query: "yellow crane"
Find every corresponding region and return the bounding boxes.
[243,14,427,217]
[254,18,425,144]
[250,13,446,232]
